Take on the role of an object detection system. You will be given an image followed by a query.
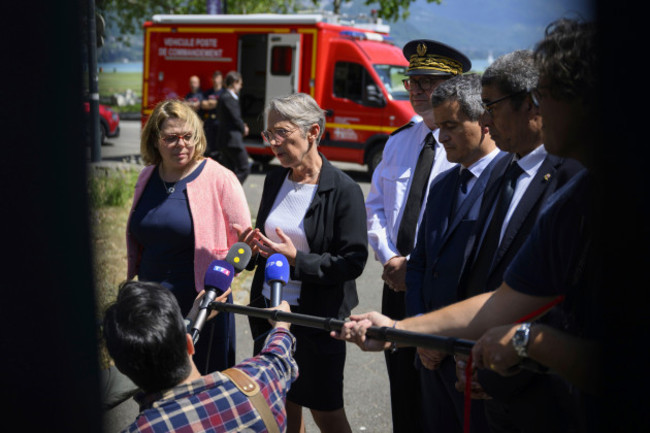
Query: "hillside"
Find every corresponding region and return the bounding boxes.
[98,0,596,63]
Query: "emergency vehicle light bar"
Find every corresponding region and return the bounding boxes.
[340,30,392,43]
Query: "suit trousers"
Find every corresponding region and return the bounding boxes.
[419,356,490,433]
[219,146,250,184]
[382,284,422,432]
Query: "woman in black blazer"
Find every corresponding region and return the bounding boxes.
[234,93,367,433]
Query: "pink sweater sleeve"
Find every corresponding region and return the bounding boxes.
[188,159,252,292]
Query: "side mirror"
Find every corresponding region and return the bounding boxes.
[364,84,386,108]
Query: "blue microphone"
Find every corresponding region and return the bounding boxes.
[191,260,234,344]
[265,253,290,307]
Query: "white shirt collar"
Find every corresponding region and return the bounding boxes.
[516,144,547,176]
[464,147,501,179]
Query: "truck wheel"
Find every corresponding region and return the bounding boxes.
[366,144,384,176]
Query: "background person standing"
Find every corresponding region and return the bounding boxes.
[201,70,224,159]
[216,70,250,184]
[184,75,203,113]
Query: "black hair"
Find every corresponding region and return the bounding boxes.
[102,281,192,393]
[534,18,598,103]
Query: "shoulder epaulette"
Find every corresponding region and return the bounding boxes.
[390,121,415,136]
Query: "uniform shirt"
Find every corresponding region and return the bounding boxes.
[202,87,224,122]
[366,121,456,265]
[185,90,204,106]
[125,328,298,433]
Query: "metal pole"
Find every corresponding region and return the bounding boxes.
[208,301,475,355]
[87,0,101,162]
[208,302,549,373]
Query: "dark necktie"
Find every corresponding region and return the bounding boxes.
[459,167,474,194]
[395,133,436,256]
[450,167,474,216]
[464,160,524,296]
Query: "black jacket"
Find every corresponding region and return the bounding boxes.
[247,154,368,322]
[215,89,246,149]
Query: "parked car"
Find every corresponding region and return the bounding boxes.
[84,102,120,144]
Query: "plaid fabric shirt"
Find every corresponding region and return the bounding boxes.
[125,328,298,433]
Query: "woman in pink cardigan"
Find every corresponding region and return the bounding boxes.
[126,99,251,374]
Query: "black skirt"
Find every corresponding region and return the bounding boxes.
[250,299,346,411]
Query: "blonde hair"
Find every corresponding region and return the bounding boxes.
[140,99,207,165]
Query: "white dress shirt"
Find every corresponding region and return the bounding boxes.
[366,121,456,265]
[453,147,502,213]
[497,144,548,243]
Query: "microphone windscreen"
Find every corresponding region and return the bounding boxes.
[226,242,252,273]
[204,260,235,294]
[265,253,290,284]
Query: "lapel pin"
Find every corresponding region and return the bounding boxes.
[543,173,551,182]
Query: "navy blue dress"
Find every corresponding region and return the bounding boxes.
[129,160,236,374]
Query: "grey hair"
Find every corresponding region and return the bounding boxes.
[264,93,326,142]
[431,74,484,121]
[482,50,538,109]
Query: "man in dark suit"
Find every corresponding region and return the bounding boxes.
[405,73,507,432]
[216,70,250,184]
[456,50,584,432]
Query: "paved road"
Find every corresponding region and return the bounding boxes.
[101,120,393,433]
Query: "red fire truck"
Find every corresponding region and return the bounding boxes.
[142,13,419,174]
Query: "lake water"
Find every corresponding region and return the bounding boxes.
[99,58,492,74]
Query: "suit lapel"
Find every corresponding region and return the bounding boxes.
[492,155,559,271]
[441,152,506,249]
[419,168,457,263]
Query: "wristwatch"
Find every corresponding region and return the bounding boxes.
[512,322,531,358]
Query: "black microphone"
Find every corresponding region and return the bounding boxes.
[225,242,252,273]
[265,253,290,307]
[191,260,234,344]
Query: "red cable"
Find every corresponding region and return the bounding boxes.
[462,294,565,433]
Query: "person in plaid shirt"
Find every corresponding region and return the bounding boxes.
[103,280,298,432]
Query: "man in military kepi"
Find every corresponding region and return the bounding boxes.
[365,39,470,433]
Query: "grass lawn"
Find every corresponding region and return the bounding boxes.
[98,71,142,98]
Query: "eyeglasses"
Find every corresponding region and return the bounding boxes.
[530,86,548,107]
[402,77,444,92]
[160,132,193,145]
[481,90,528,115]
[261,127,298,145]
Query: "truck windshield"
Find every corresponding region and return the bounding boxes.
[374,64,409,101]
